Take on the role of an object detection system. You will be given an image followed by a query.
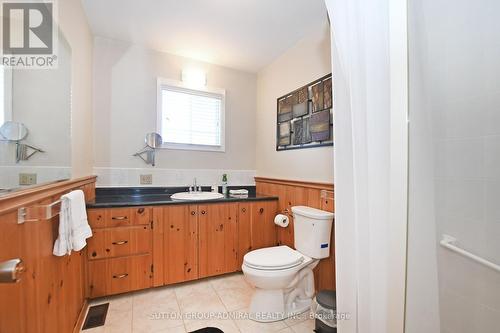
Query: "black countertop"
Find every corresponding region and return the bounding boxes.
[86,186,278,209]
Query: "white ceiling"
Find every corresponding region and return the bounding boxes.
[81,0,328,72]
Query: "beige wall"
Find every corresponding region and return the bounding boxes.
[58,0,94,177]
[255,22,333,183]
[92,36,257,171]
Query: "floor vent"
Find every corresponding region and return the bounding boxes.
[82,303,109,330]
[189,328,224,333]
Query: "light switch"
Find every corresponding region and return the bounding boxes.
[19,173,37,185]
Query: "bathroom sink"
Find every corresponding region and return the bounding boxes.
[170,191,224,201]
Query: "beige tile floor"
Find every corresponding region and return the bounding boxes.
[80,272,316,333]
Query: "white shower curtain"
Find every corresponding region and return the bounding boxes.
[324,0,408,332]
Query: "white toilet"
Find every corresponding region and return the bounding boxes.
[242,205,334,322]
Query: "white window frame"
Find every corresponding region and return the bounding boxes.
[156,77,226,152]
[0,66,12,125]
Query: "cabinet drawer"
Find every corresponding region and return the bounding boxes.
[87,207,152,228]
[87,225,152,260]
[106,225,152,258]
[106,208,133,227]
[87,254,153,298]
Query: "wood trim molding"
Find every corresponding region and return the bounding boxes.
[72,299,88,333]
[0,175,97,216]
[254,177,334,191]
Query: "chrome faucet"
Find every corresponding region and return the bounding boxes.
[190,178,202,193]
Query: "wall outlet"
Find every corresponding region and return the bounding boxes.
[19,173,37,185]
[140,174,153,185]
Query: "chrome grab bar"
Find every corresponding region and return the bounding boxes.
[440,234,500,273]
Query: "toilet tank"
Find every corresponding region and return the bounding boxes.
[291,206,334,259]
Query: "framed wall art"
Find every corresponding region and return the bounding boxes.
[276,74,333,151]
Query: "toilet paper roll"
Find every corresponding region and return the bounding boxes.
[274,214,289,228]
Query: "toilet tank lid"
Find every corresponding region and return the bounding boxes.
[291,206,334,220]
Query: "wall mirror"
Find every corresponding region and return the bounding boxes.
[0,30,72,194]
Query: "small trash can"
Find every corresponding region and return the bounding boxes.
[313,290,336,333]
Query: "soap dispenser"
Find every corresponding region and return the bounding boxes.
[222,173,228,195]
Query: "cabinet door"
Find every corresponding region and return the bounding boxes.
[251,201,278,249]
[199,203,238,278]
[237,203,252,268]
[162,205,198,284]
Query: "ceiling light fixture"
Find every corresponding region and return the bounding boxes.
[181,68,206,88]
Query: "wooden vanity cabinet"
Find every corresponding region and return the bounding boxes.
[87,199,278,296]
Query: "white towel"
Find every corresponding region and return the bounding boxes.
[229,189,249,195]
[53,190,92,256]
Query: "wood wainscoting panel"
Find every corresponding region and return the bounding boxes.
[255,177,335,291]
[0,176,96,333]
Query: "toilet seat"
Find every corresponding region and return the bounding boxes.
[243,246,310,271]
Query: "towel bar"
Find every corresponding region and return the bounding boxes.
[440,234,500,273]
[18,199,61,224]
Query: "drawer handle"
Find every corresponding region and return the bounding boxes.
[201,210,206,215]
[191,211,196,216]
[241,208,246,213]
[112,240,128,245]
[137,208,145,214]
[112,216,128,220]
[259,208,264,214]
[112,273,128,279]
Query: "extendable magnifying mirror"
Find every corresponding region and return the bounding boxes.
[134,132,163,166]
[145,132,163,149]
[0,121,29,142]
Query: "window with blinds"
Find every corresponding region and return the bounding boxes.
[157,81,225,151]
[0,66,4,126]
